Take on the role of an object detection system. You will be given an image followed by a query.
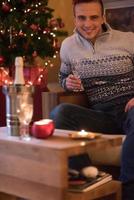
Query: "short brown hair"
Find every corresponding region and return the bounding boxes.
[72,0,104,15]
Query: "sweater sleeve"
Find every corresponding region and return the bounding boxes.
[59,39,72,90]
[120,31,134,66]
[128,32,134,64]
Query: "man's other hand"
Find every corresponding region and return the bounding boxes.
[125,98,134,112]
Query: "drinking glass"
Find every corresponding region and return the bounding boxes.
[72,59,84,92]
[16,86,33,141]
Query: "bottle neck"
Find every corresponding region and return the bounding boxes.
[14,57,25,85]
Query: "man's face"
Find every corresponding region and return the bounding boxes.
[74,2,105,43]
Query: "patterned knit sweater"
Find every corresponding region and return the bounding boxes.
[59,24,134,106]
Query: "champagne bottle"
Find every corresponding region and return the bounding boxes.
[14,56,25,85]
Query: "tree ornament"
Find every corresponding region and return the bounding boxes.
[20,0,27,4]
[49,18,58,27]
[0,56,5,65]
[53,38,60,49]
[18,30,24,36]
[2,3,11,13]
[32,51,38,57]
[30,24,39,31]
[59,22,65,28]
[44,28,50,33]
[57,18,65,28]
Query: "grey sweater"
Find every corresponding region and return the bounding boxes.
[59,24,134,106]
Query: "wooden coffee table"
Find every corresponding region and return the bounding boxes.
[0,127,122,200]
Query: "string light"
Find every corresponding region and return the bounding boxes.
[50,63,54,67]
[53,27,58,31]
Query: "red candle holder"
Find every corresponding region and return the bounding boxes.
[32,119,55,139]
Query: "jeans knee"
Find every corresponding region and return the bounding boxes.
[123,107,134,134]
[50,104,63,119]
[49,103,74,129]
[127,107,134,116]
[50,103,72,120]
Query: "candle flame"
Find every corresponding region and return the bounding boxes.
[78,130,88,137]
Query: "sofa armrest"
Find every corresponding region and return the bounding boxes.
[42,90,89,119]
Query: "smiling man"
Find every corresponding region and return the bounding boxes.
[50,1,134,199]
[74,0,105,43]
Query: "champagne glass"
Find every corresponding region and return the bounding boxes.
[72,59,84,92]
[16,86,33,141]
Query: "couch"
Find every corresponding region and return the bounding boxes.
[42,83,124,179]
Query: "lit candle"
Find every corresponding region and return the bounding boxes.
[32,119,55,139]
[78,130,88,137]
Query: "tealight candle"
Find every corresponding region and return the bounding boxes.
[78,130,88,137]
[32,119,55,139]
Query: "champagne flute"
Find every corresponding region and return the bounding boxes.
[16,86,33,141]
[72,59,84,92]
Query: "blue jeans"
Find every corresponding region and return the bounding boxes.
[50,102,125,134]
[50,103,134,183]
[120,108,134,183]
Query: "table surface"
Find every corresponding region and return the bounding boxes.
[0,127,123,156]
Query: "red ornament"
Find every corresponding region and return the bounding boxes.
[32,51,37,57]
[44,28,50,33]
[59,22,65,28]
[2,3,10,13]
[0,56,5,65]
[53,38,60,49]
[32,119,55,139]
[21,0,27,3]
[49,18,58,27]
[30,24,39,31]
[18,30,24,36]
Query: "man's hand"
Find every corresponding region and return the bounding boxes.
[125,98,134,112]
[66,74,82,91]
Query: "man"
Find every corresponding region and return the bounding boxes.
[50,0,134,198]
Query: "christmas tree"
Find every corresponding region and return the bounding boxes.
[0,0,67,67]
